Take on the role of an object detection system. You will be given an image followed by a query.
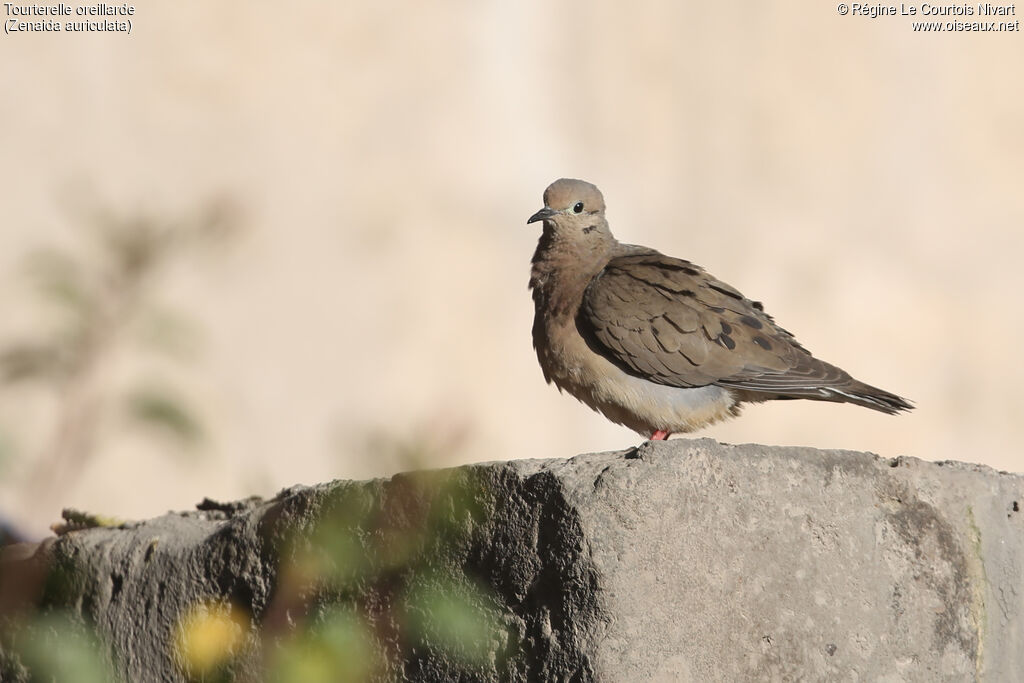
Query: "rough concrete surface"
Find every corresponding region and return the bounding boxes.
[1,438,1022,682]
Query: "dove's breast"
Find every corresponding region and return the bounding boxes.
[533,308,740,435]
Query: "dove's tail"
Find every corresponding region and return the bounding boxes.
[817,380,914,415]
[764,379,913,415]
[730,376,914,415]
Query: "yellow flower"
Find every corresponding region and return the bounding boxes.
[174,602,249,678]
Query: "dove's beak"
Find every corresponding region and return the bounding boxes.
[527,207,557,225]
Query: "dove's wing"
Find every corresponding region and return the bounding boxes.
[579,251,911,413]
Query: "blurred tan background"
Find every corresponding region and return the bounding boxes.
[2,1,1022,536]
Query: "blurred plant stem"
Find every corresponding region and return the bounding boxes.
[1,194,239,509]
[27,253,133,498]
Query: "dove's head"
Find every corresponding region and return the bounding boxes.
[527,179,612,242]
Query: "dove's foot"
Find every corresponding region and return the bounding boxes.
[650,430,671,440]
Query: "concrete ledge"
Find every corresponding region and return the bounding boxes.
[1,439,1022,681]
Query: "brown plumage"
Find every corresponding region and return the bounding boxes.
[527,178,912,440]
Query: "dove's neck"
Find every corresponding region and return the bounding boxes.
[529,225,616,323]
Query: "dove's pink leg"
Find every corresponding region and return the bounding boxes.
[650,430,671,440]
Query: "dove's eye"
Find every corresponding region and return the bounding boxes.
[573,202,584,214]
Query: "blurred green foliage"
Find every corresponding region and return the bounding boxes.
[124,384,204,447]
[246,467,505,682]
[402,570,503,664]
[265,607,383,683]
[0,429,12,476]
[0,611,115,683]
